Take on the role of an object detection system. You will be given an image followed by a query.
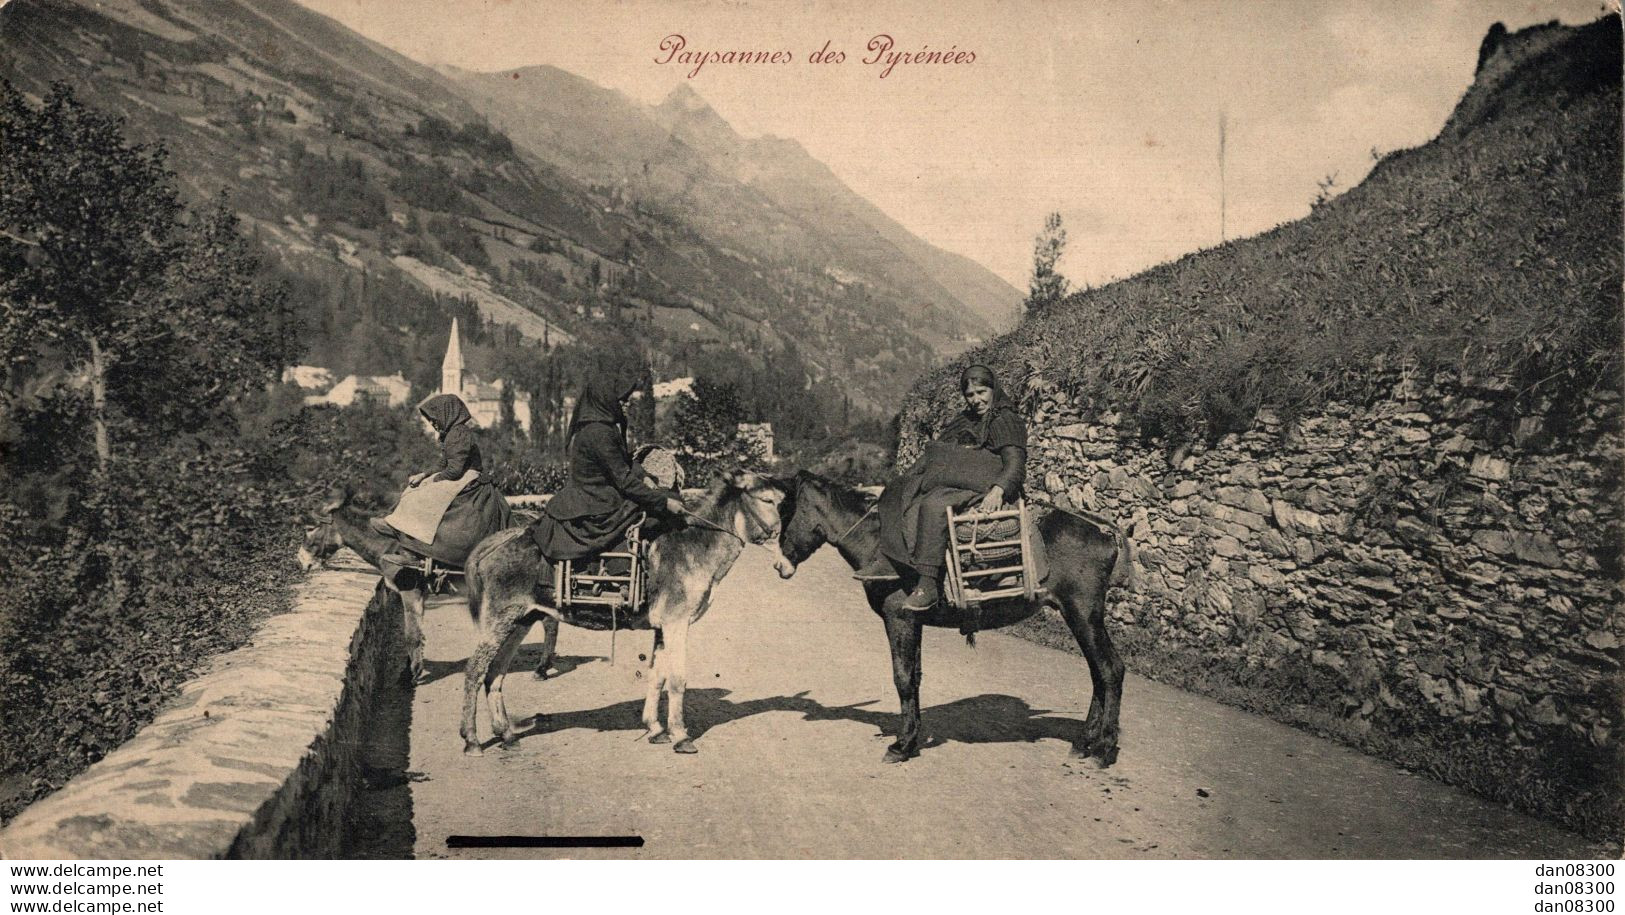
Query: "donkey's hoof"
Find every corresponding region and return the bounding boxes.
[1093,745,1119,768]
[463,742,484,757]
[882,745,918,764]
[1068,742,1094,760]
[647,732,671,745]
[672,738,698,754]
[533,668,550,680]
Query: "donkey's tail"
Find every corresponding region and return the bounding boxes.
[1108,523,1136,590]
[465,554,485,624]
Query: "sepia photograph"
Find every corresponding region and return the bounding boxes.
[0,0,1619,886]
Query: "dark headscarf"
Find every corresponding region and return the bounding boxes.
[950,364,1016,447]
[567,369,642,440]
[418,393,473,439]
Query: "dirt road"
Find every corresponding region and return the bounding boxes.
[369,547,1604,859]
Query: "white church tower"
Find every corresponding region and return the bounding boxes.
[441,316,465,398]
[435,317,533,434]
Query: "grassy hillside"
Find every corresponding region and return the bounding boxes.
[905,16,1620,443]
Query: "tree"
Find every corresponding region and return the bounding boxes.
[1025,211,1070,317]
[498,380,517,432]
[0,82,294,470]
[627,370,655,446]
[670,377,763,482]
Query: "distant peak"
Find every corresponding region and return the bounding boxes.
[660,83,711,112]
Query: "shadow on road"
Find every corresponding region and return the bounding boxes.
[509,689,1084,755]
[417,652,605,687]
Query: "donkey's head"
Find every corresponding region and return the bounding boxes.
[772,471,874,578]
[296,488,350,571]
[716,469,793,577]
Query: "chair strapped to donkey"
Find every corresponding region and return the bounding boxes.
[942,498,1045,608]
[553,523,646,612]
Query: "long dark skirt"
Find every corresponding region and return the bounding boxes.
[529,501,642,563]
[878,442,1004,576]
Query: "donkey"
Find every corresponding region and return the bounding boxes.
[771,471,1132,766]
[297,489,560,685]
[458,470,789,755]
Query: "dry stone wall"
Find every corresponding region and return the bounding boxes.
[903,370,1621,822]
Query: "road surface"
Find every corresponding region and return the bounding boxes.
[348,546,1606,859]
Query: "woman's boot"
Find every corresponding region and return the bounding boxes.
[902,575,939,612]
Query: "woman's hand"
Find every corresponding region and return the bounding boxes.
[408,472,428,486]
[976,485,1005,514]
[665,496,686,516]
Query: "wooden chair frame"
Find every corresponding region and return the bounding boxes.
[943,499,1040,609]
[553,525,646,613]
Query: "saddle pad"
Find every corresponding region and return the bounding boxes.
[950,509,1048,585]
[953,514,1021,561]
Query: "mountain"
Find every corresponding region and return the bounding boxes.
[0,0,1016,421]
[451,67,1019,338]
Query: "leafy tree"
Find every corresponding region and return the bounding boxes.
[670,377,763,482]
[0,83,306,815]
[1,82,293,470]
[1025,211,1070,317]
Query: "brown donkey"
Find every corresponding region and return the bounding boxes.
[770,471,1132,766]
[297,490,560,685]
[458,470,790,755]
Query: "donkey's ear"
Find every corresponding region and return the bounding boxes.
[320,486,348,515]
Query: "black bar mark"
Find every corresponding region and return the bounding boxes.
[446,835,645,849]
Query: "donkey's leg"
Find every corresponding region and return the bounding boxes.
[1054,574,1124,767]
[532,615,560,679]
[401,586,427,686]
[641,628,670,742]
[663,616,696,754]
[489,616,533,748]
[460,614,502,756]
[880,601,925,763]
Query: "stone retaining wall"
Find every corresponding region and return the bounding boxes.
[0,561,393,859]
[901,370,1621,828]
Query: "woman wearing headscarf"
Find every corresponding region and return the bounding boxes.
[372,392,511,566]
[529,370,685,561]
[856,365,1028,611]
[414,392,480,484]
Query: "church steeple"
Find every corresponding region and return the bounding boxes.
[441,318,464,396]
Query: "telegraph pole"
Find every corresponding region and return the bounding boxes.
[1218,110,1228,243]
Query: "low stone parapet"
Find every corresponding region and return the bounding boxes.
[1,559,391,859]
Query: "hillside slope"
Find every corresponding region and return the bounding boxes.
[453,69,1016,339]
[897,15,1622,841]
[903,15,1620,440]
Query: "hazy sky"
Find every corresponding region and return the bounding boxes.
[297,0,1609,291]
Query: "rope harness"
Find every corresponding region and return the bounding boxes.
[829,502,878,550]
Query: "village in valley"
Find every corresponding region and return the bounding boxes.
[283,317,774,462]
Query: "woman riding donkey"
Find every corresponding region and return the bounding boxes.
[372,392,511,570]
[854,364,1028,611]
[529,370,686,562]
[460,369,785,754]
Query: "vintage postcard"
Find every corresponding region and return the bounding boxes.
[0,0,1618,889]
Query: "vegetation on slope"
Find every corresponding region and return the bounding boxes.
[909,18,1620,447]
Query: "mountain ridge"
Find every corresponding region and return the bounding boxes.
[454,64,1015,338]
[0,0,1017,419]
